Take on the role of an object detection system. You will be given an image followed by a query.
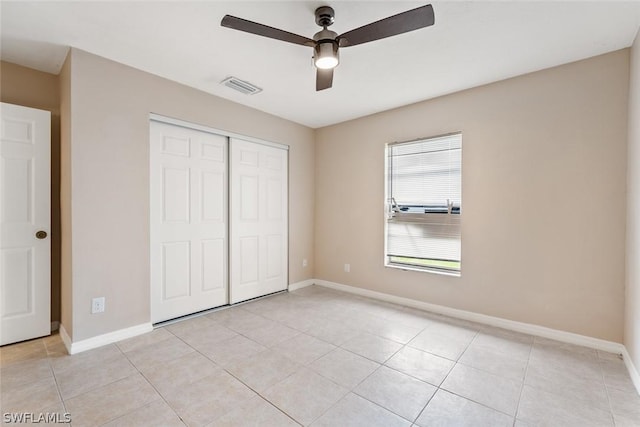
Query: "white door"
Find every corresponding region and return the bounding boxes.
[0,102,51,345]
[230,138,288,304]
[150,121,228,323]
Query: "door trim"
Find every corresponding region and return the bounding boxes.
[149,113,289,151]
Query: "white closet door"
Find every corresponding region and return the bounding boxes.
[230,138,288,304]
[150,121,228,323]
[0,103,51,345]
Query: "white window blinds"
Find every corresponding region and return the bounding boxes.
[389,133,462,210]
[386,133,462,273]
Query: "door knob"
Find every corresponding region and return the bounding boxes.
[35,231,48,239]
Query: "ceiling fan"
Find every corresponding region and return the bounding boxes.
[221,4,435,91]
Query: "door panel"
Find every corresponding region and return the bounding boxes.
[150,121,228,323]
[201,172,224,221]
[0,102,51,345]
[202,239,224,291]
[162,241,191,300]
[2,248,33,316]
[266,177,283,220]
[162,167,190,223]
[240,175,259,220]
[230,139,288,303]
[3,157,33,222]
[266,235,283,278]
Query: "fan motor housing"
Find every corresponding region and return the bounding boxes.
[313,28,338,42]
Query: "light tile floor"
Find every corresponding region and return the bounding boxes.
[1,285,639,426]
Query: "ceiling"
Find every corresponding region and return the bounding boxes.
[2,1,640,128]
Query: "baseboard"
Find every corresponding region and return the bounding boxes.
[59,324,72,354]
[288,279,315,291]
[50,321,60,332]
[314,279,625,354]
[59,323,153,355]
[621,347,640,395]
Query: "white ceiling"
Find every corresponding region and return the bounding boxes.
[2,1,640,128]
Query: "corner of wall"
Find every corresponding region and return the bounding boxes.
[0,59,63,325]
[59,50,73,339]
[625,27,640,381]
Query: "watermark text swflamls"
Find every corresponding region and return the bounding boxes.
[3,412,71,424]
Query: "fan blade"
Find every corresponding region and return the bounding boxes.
[337,4,434,47]
[316,68,334,91]
[221,15,315,47]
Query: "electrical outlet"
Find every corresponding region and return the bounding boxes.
[344,263,350,273]
[303,258,308,267]
[92,297,105,314]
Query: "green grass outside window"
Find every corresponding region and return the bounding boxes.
[389,256,460,271]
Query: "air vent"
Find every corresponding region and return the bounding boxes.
[221,77,262,95]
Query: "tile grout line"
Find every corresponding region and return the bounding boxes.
[411,390,437,427]
[350,363,438,425]
[53,344,138,402]
[398,327,481,425]
[254,297,347,427]
[214,346,307,425]
[434,328,522,420]
[44,337,71,426]
[359,314,510,423]
[337,332,407,366]
[598,353,618,426]
[512,334,534,425]
[213,298,399,426]
[117,329,188,426]
[169,315,308,426]
[164,325,279,424]
[429,387,518,419]
[421,328,528,422]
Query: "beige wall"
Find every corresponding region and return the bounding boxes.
[65,49,315,341]
[1,61,62,324]
[626,32,640,370]
[315,50,629,342]
[10,44,632,346]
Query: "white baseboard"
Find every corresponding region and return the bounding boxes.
[622,347,640,395]
[288,279,315,291]
[314,279,625,354]
[58,323,153,355]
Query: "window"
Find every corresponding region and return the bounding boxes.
[385,133,462,274]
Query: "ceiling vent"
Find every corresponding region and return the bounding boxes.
[221,76,262,95]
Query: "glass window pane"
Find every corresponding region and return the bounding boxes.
[386,133,462,273]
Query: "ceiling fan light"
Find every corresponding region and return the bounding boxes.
[314,41,339,69]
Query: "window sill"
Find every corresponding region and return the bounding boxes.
[385,262,461,277]
[388,212,461,225]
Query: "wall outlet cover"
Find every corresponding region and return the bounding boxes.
[92,297,105,314]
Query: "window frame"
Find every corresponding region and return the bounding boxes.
[384,132,462,276]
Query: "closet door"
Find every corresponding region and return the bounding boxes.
[230,138,288,303]
[150,121,228,323]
